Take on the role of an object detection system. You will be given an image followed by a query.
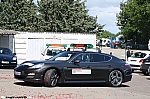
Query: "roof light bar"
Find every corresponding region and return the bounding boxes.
[46,44,67,47]
[70,44,93,48]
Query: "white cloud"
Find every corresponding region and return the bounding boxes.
[85,0,122,33]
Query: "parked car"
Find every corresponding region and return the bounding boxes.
[140,55,150,75]
[102,39,110,47]
[127,51,150,72]
[14,51,132,87]
[0,47,17,67]
[97,38,110,47]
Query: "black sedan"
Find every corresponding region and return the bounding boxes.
[140,55,150,76]
[14,51,132,87]
[0,47,17,67]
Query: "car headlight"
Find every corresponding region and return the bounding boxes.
[28,63,44,69]
[12,57,17,60]
[22,63,34,66]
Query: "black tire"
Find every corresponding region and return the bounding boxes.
[108,70,123,87]
[143,71,150,76]
[44,69,58,87]
[132,69,134,73]
[142,67,150,76]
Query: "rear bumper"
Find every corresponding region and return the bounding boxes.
[130,65,140,70]
[140,69,147,73]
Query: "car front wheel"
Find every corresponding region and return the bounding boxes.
[108,70,123,87]
[44,69,58,87]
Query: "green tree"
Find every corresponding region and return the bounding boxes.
[37,0,104,33]
[116,0,150,40]
[0,0,38,31]
[99,30,115,39]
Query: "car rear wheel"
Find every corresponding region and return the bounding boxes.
[108,70,123,87]
[44,69,58,87]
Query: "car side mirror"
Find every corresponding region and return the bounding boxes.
[13,53,16,56]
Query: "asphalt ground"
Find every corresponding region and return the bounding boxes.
[0,47,150,99]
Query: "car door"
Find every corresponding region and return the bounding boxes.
[63,53,94,81]
[90,53,112,81]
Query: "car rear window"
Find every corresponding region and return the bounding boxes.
[145,55,150,59]
[131,52,147,58]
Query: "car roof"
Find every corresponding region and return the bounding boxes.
[67,51,111,55]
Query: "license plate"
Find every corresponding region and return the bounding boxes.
[72,68,91,74]
[1,61,9,64]
[15,71,21,75]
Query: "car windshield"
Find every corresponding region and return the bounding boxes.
[131,52,147,58]
[0,48,12,55]
[49,51,79,61]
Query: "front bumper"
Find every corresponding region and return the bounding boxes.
[0,62,17,67]
[140,65,150,72]
[14,69,44,83]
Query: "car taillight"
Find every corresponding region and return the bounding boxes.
[139,59,144,63]
[124,63,131,68]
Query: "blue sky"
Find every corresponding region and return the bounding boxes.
[85,0,122,34]
[34,0,122,34]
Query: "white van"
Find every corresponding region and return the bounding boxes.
[98,38,110,47]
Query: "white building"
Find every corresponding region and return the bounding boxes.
[14,32,96,64]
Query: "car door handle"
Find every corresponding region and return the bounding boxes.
[108,65,111,68]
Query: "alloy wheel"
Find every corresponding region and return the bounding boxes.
[109,70,123,87]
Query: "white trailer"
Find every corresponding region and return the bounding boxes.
[14,32,96,64]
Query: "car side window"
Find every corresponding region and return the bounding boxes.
[73,53,90,62]
[104,55,111,61]
[46,49,52,55]
[91,54,104,62]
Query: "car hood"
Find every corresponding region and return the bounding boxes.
[0,54,13,60]
[21,60,64,64]
[15,60,66,71]
[21,60,46,64]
